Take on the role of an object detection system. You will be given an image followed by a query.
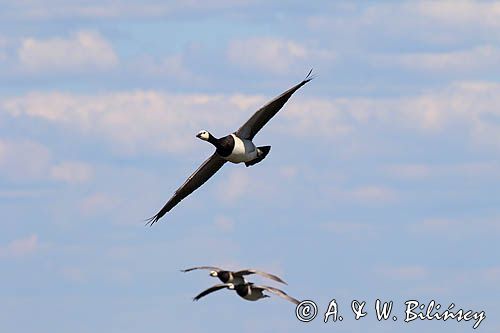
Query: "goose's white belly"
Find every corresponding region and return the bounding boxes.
[226,134,258,163]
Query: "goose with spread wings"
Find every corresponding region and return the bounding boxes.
[193,282,300,305]
[181,266,287,285]
[146,70,314,225]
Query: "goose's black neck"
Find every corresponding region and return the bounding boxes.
[218,271,230,283]
[207,133,219,146]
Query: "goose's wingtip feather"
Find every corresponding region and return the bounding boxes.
[144,214,160,227]
[306,68,313,78]
[304,68,317,82]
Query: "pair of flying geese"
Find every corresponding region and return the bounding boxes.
[182,266,300,305]
[149,71,314,306]
[146,70,314,225]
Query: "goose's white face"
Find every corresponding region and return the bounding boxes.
[196,130,210,141]
[227,283,235,290]
[209,271,218,277]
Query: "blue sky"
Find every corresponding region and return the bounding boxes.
[1,1,499,332]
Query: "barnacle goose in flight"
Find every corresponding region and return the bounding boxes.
[146,70,314,225]
[181,266,287,285]
[193,282,300,305]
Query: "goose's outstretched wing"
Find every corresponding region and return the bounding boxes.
[193,284,231,301]
[146,153,226,225]
[257,285,300,305]
[235,69,314,140]
[181,266,223,273]
[234,269,287,285]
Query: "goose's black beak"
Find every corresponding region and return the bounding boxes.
[196,133,202,138]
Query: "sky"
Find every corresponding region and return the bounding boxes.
[1,1,499,332]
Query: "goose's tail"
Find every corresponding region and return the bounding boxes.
[245,146,271,167]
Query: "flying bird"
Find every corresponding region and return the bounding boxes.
[193,282,300,305]
[146,70,314,225]
[181,266,287,285]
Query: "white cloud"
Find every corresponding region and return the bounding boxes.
[335,81,500,147]
[0,138,94,184]
[228,37,307,73]
[50,161,93,184]
[0,139,93,184]
[1,91,244,155]
[416,1,500,28]
[307,2,500,50]
[386,45,500,73]
[18,30,118,72]
[2,80,500,158]
[0,139,51,181]
[227,37,334,74]
[277,98,353,138]
[0,234,39,258]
